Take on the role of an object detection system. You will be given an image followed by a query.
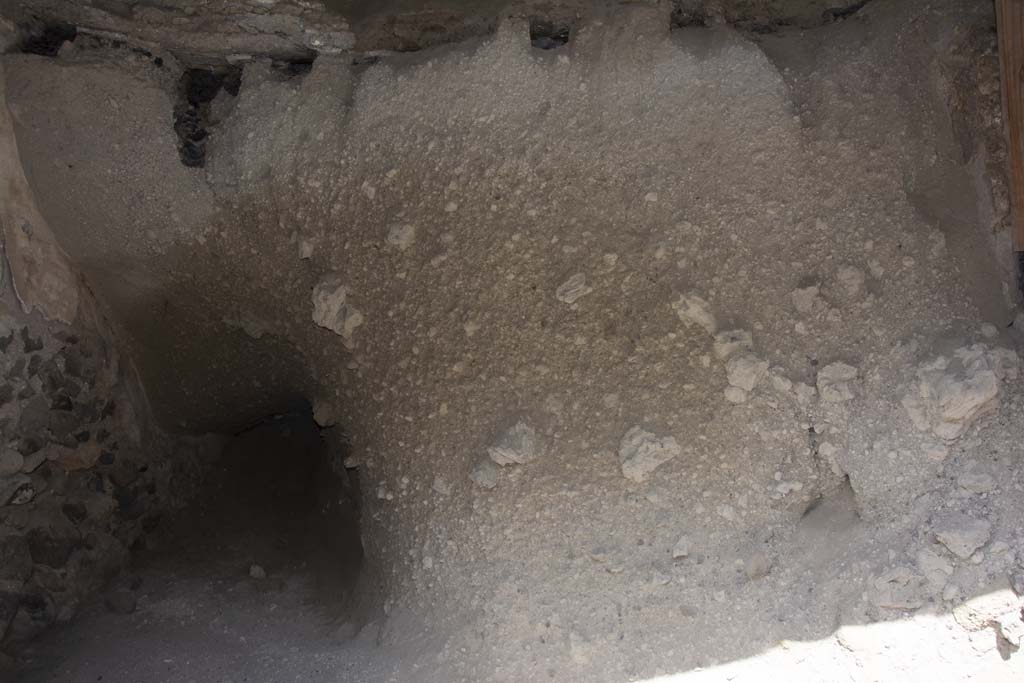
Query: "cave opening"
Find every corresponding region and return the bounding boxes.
[143,407,364,605]
[12,406,371,682]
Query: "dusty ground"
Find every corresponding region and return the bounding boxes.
[2,0,1023,681]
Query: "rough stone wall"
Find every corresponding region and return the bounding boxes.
[943,18,1019,298]
[1,1,1023,679]
[0,56,215,649]
[3,0,881,60]
[0,289,213,649]
[3,0,355,63]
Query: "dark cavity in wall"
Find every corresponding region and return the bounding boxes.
[669,8,709,29]
[270,57,316,80]
[529,18,571,50]
[822,1,871,23]
[173,67,241,168]
[18,22,77,57]
[1017,252,1024,299]
[140,409,365,607]
[351,54,380,74]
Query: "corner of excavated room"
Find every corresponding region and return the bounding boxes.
[1,1,1024,682]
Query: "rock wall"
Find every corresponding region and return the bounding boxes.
[1,1,1023,679]
[0,290,214,648]
[0,58,215,648]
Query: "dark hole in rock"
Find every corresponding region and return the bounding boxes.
[19,407,369,675]
[49,394,72,411]
[272,58,316,79]
[747,22,784,34]
[529,18,571,49]
[172,67,242,168]
[61,503,87,525]
[19,22,77,57]
[352,54,380,68]
[8,590,54,642]
[6,358,24,378]
[185,69,225,107]
[669,8,710,28]
[823,1,871,22]
[1017,252,1024,298]
[21,329,42,353]
[26,528,80,568]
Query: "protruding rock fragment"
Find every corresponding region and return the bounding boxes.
[298,235,317,259]
[916,547,953,587]
[470,457,499,489]
[386,224,416,251]
[617,427,680,483]
[712,329,752,360]
[933,512,992,559]
[952,578,1018,632]
[744,553,772,580]
[871,566,925,610]
[791,285,820,314]
[835,265,866,298]
[555,273,592,304]
[1,474,32,506]
[312,398,338,428]
[223,313,270,340]
[996,610,1024,646]
[672,294,716,334]
[311,274,364,348]
[487,422,539,466]
[671,535,691,559]
[726,353,768,392]
[816,362,858,403]
[723,386,747,404]
[957,471,995,494]
[902,345,1016,440]
[431,476,451,496]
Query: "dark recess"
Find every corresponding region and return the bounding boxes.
[529,18,570,49]
[669,8,709,28]
[352,54,381,72]
[172,67,241,168]
[1017,252,1024,299]
[19,22,77,57]
[271,57,316,79]
[823,1,871,22]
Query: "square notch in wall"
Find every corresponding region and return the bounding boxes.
[529,17,572,50]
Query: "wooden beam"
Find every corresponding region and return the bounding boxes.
[997,0,1024,250]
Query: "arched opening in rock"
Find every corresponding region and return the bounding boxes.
[145,408,363,606]
[11,406,372,682]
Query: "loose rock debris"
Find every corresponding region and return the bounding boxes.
[555,273,593,304]
[486,421,540,466]
[311,274,364,347]
[672,293,717,334]
[617,426,680,483]
[903,344,1019,440]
